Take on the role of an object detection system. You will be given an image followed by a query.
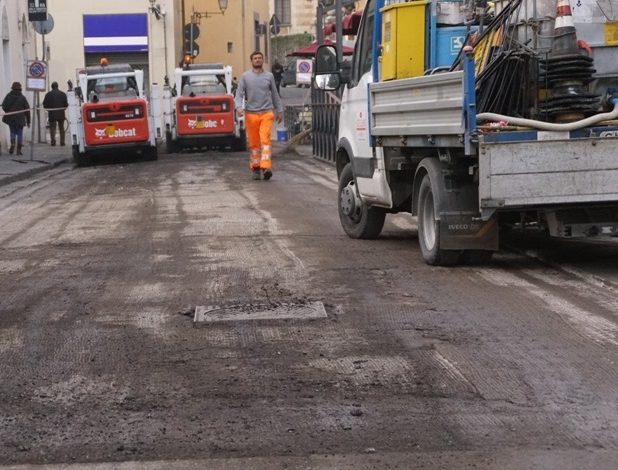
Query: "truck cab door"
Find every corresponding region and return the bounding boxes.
[340,0,392,208]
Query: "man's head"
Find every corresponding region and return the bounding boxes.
[250,51,264,71]
[51,81,58,90]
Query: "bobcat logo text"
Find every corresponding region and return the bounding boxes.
[94,126,138,139]
[187,118,221,129]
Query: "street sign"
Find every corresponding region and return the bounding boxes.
[32,13,54,35]
[269,14,281,35]
[28,0,47,22]
[296,59,313,86]
[26,60,47,91]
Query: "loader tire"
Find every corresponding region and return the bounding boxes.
[73,146,90,167]
[232,129,247,151]
[165,132,180,154]
[143,146,158,161]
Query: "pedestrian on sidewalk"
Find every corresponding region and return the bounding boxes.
[271,59,284,94]
[1,82,31,156]
[234,51,283,181]
[43,81,68,146]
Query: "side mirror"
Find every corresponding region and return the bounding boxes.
[315,45,338,74]
[315,74,340,91]
[314,44,347,90]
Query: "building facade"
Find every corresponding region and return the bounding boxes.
[271,0,366,37]
[27,1,271,98]
[184,0,272,76]
[42,0,183,93]
[0,0,36,150]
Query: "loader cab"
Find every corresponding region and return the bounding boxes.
[88,76,139,102]
[180,74,227,96]
[82,64,142,103]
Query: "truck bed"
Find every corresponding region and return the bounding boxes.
[369,71,465,147]
[370,70,618,221]
[479,131,618,219]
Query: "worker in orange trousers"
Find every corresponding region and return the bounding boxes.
[234,51,284,180]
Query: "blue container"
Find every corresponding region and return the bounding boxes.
[435,26,476,68]
[277,128,288,141]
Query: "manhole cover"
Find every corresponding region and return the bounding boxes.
[194,301,327,323]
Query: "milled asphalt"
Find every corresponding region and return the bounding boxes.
[0,140,71,187]
[0,138,316,188]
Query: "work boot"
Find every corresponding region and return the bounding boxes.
[263,169,272,180]
[16,144,23,156]
[8,139,15,154]
[252,168,261,180]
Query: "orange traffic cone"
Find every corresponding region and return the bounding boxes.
[551,0,578,56]
[541,0,597,122]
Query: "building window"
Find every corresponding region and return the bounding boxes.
[275,0,291,25]
[227,42,233,53]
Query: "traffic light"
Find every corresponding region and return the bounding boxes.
[184,23,200,41]
[183,23,200,58]
[184,39,200,58]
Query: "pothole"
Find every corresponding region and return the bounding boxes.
[194,301,327,323]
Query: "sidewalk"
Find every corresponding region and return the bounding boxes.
[0,141,71,187]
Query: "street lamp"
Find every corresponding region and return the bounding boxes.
[148,1,169,80]
[184,1,228,63]
[191,0,228,24]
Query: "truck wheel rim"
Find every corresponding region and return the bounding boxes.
[340,182,361,222]
[422,190,436,250]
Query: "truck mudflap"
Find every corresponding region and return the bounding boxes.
[82,99,150,146]
[175,95,235,136]
[415,158,499,252]
[439,213,499,251]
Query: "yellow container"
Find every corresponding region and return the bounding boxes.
[380,1,428,81]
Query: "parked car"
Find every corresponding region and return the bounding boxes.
[281,59,296,87]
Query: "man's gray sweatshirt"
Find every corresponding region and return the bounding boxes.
[234,70,283,114]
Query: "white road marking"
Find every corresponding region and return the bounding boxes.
[474,269,618,346]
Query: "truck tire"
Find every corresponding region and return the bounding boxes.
[338,162,385,239]
[417,173,460,266]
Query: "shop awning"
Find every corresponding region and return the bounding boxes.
[287,39,354,57]
[83,14,148,53]
[323,10,363,36]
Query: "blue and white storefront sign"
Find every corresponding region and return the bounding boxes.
[83,14,148,53]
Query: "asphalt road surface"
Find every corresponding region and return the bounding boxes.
[0,149,617,469]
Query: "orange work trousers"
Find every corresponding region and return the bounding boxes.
[245,110,274,170]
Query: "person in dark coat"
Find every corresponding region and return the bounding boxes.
[43,81,68,146]
[271,60,284,94]
[1,82,31,155]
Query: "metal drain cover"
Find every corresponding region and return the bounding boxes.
[194,301,327,323]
